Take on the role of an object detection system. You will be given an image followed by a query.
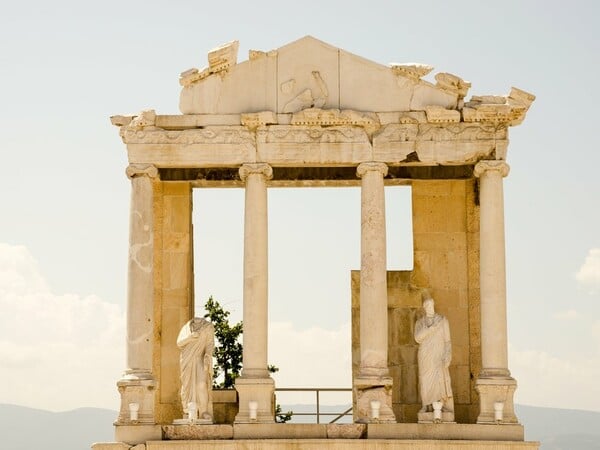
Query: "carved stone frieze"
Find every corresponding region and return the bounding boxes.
[390,63,434,81]
[241,111,278,130]
[179,67,211,87]
[208,40,239,73]
[257,125,370,145]
[290,108,380,135]
[462,104,520,125]
[282,71,329,113]
[373,123,419,145]
[120,126,255,145]
[425,106,460,124]
[463,86,535,126]
[418,123,500,141]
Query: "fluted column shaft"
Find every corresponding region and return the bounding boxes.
[124,164,158,379]
[474,160,511,377]
[239,163,273,378]
[357,162,389,377]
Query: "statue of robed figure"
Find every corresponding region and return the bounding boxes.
[176,317,215,423]
[414,297,455,423]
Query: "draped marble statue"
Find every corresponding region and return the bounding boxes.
[176,317,215,423]
[414,297,455,423]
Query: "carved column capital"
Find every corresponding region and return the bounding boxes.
[239,163,273,182]
[474,160,510,178]
[126,164,159,180]
[357,161,388,178]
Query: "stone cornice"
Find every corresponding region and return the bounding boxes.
[357,162,388,178]
[126,164,159,180]
[474,160,510,178]
[239,163,273,182]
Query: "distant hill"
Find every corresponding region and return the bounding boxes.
[0,403,599,449]
[0,404,115,450]
[516,404,600,449]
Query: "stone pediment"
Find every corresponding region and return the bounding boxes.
[112,37,535,174]
[180,36,464,115]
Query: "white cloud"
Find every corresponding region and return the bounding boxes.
[510,341,600,412]
[552,309,579,320]
[576,248,600,292]
[0,243,124,411]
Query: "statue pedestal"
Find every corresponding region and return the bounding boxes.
[115,377,155,425]
[475,377,518,424]
[353,376,396,423]
[234,377,275,423]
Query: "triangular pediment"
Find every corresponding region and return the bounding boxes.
[179,36,463,115]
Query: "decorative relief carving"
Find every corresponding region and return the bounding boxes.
[179,67,211,87]
[239,163,273,181]
[290,108,380,134]
[373,123,419,144]
[241,111,277,130]
[419,123,498,142]
[280,79,296,94]
[435,72,471,98]
[390,63,434,81]
[463,87,534,126]
[120,126,255,145]
[425,106,460,124]
[126,164,159,179]
[179,40,240,87]
[208,40,239,73]
[474,160,510,178]
[282,71,329,113]
[258,125,369,144]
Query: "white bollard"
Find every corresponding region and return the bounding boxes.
[370,400,381,420]
[248,401,258,421]
[129,403,139,421]
[494,401,504,423]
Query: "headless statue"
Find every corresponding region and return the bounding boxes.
[414,297,454,422]
[177,317,215,422]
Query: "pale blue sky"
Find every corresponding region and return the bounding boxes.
[1,0,599,412]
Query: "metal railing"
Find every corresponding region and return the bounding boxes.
[275,387,352,424]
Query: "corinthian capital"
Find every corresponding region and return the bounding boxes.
[239,163,273,182]
[474,160,510,178]
[357,162,388,178]
[126,164,159,180]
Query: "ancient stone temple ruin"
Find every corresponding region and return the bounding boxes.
[98,36,537,449]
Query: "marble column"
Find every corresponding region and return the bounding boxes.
[354,162,396,423]
[474,160,518,424]
[235,163,275,423]
[116,164,158,428]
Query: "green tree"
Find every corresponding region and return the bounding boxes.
[203,297,292,422]
[203,296,243,389]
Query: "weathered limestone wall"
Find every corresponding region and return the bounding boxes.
[152,181,195,424]
[352,179,481,423]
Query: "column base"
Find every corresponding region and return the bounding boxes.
[353,376,396,423]
[475,376,518,424]
[234,376,275,423]
[116,377,156,425]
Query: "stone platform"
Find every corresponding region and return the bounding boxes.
[93,423,539,449]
